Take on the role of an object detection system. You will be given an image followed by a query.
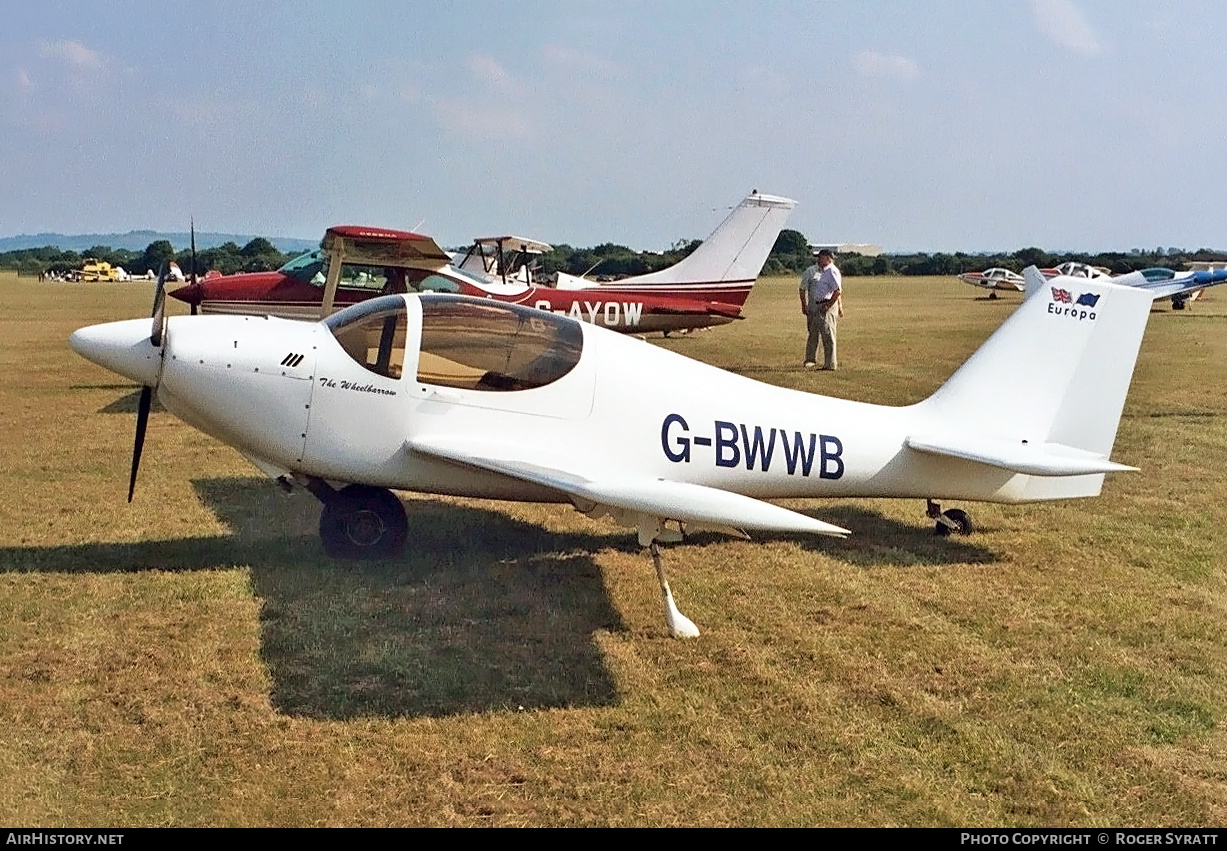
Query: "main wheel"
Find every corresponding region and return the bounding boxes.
[319,485,408,560]
[934,508,973,537]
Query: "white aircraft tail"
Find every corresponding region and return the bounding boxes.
[913,276,1154,499]
[586,190,796,287]
[1023,264,1046,299]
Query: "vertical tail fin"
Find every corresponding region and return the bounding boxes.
[1023,264,1046,299]
[916,277,1154,498]
[617,191,796,285]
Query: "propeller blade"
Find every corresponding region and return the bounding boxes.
[189,219,199,315]
[151,261,168,347]
[190,218,198,287]
[128,385,152,502]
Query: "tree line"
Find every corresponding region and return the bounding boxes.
[3,228,1224,280]
[761,230,1227,276]
[0,237,290,278]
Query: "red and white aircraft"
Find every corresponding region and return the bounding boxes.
[168,191,796,335]
[74,265,1158,637]
[956,267,1026,299]
[1041,262,1112,280]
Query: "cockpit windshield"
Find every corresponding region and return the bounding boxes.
[284,249,463,295]
[324,295,584,390]
[279,250,327,284]
[324,295,407,380]
[417,296,583,392]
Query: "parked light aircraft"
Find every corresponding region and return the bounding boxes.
[960,263,1111,300]
[168,191,795,335]
[1129,267,1219,310]
[1041,262,1112,280]
[1021,265,1227,309]
[957,267,1025,298]
[72,264,1165,637]
[453,234,553,286]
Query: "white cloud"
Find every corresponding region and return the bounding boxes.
[541,44,621,77]
[1029,0,1104,55]
[468,54,512,88]
[852,51,919,82]
[433,98,531,140]
[36,40,103,69]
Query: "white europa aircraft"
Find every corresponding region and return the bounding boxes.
[71,265,1154,637]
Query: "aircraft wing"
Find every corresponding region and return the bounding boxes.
[408,435,849,537]
[905,433,1138,476]
[1113,268,1227,301]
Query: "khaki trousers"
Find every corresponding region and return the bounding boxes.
[805,304,838,369]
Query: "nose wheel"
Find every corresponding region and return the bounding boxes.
[318,484,409,559]
[927,500,973,537]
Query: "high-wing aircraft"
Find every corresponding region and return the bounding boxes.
[73,265,1161,638]
[168,190,795,335]
[956,267,1025,298]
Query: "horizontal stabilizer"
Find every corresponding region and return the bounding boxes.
[905,433,1138,477]
[410,435,849,537]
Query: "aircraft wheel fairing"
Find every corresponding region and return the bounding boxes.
[934,508,973,537]
[319,485,408,559]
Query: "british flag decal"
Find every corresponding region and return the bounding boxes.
[1048,288,1101,322]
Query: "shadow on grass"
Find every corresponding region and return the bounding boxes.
[203,479,641,720]
[722,364,807,376]
[681,504,1000,567]
[95,387,165,415]
[0,476,629,720]
[803,504,999,566]
[0,479,996,718]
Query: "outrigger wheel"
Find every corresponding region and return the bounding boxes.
[927,500,973,537]
[318,484,409,559]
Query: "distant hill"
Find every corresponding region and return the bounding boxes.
[0,230,319,255]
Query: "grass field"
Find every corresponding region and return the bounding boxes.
[1,270,1224,826]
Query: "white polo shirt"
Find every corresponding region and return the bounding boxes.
[801,262,842,309]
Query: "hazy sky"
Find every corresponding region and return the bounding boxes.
[2,1,1225,252]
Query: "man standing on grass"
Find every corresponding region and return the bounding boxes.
[799,248,843,370]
